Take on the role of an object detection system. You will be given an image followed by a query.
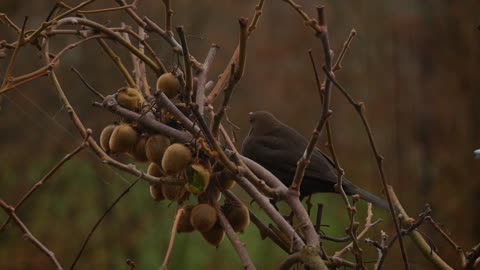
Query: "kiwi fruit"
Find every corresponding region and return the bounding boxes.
[109,124,138,154]
[201,222,225,248]
[156,72,181,99]
[145,135,171,165]
[147,162,163,177]
[131,135,148,162]
[213,172,236,191]
[197,185,221,204]
[177,206,194,233]
[223,201,250,233]
[149,183,165,202]
[190,203,217,232]
[100,124,116,153]
[117,87,145,112]
[162,143,192,175]
[162,184,187,202]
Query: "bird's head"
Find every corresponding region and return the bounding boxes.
[247,111,281,136]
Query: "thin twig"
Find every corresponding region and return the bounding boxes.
[0,13,21,33]
[387,186,453,270]
[54,17,162,76]
[0,137,88,232]
[334,204,381,258]
[57,2,134,14]
[206,0,265,104]
[1,34,103,95]
[122,27,142,89]
[160,207,183,270]
[234,18,249,81]
[322,65,410,269]
[24,0,96,43]
[70,178,140,270]
[162,0,173,34]
[1,17,28,89]
[332,29,356,72]
[97,37,136,88]
[290,6,333,198]
[426,216,463,255]
[137,27,151,97]
[176,26,193,105]
[70,67,105,100]
[0,198,63,270]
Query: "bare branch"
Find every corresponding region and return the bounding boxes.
[162,0,173,34]
[332,29,356,72]
[70,67,105,100]
[1,16,28,89]
[207,0,265,104]
[322,65,410,269]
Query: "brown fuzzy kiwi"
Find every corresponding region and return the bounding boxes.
[131,136,148,162]
[145,135,171,165]
[200,222,225,247]
[197,185,221,204]
[190,203,217,232]
[147,162,163,177]
[162,143,192,175]
[213,172,236,191]
[109,124,138,154]
[223,201,250,233]
[149,183,165,202]
[156,72,181,99]
[100,124,116,153]
[162,184,187,202]
[177,206,194,233]
[117,87,144,112]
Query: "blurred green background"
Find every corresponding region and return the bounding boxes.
[1,0,479,269]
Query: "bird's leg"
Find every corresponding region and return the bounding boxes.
[315,203,324,233]
[285,210,295,225]
[269,198,280,211]
[306,194,313,216]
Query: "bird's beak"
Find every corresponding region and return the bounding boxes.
[248,112,254,122]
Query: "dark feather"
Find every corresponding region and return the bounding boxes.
[242,111,390,211]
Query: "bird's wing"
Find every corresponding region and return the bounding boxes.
[303,147,338,183]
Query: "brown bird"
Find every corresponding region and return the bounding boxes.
[241,111,389,210]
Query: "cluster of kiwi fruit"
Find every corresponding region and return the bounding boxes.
[98,72,250,247]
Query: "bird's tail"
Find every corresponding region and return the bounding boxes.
[347,185,391,212]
